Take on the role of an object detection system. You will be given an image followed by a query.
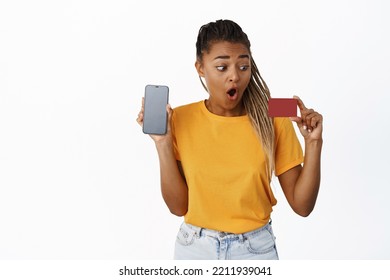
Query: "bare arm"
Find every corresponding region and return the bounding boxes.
[155,139,188,216]
[278,96,323,217]
[137,98,188,216]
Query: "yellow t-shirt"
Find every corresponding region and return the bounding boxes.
[172,100,304,234]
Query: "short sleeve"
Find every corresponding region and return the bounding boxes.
[171,109,181,161]
[274,118,304,176]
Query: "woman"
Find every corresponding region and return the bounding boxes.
[137,19,323,260]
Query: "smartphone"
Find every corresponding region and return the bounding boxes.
[142,84,169,135]
[268,98,297,117]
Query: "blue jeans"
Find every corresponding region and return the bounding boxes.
[174,221,279,260]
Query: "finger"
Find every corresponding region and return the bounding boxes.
[293,95,307,111]
[303,110,316,128]
[290,116,305,130]
[306,114,324,133]
[303,111,320,127]
[136,97,145,126]
[165,104,173,132]
[136,112,144,126]
[166,103,172,113]
[309,114,323,129]
[290,116,302,126]
[166,104,174,121]
[290,117,310,137]
[301,108,314,119]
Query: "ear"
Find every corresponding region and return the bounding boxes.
[195,60,205,77]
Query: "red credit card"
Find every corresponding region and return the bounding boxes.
[268,98,297,117]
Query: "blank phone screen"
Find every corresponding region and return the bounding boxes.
[142,85,169,135]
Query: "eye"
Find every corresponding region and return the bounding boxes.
[240,65,250,71]
[216,66,227,71]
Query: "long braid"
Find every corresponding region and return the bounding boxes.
[243,57,275,176]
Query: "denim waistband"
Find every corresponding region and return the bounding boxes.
[184,221,272,241]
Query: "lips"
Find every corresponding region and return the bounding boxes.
[226,87,238,100]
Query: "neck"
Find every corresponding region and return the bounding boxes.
[205,99,246,117]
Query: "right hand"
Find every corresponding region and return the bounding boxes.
[136,97,174,143]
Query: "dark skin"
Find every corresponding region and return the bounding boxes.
[279,95,323,216]
[137,98,188,215]
[137,41,323,217]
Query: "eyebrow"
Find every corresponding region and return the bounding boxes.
[213,54,250,60]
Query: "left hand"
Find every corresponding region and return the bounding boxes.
[290,95,323,141]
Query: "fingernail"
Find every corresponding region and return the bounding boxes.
[303,125,307,130]
[308,129,312,133]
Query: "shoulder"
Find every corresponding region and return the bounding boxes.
[171,101,204,136]
[274,117,294,132]
[273,117,300,142]
[173,100,203,113]
[173,100,203,119]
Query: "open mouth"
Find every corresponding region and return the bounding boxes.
[226,88,238,100]
[227,88,237,97]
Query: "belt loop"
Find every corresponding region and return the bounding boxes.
[238,233,245,242]
[193,224,202,237]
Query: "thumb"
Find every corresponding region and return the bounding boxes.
[166,104,173,132]
[290,116,309,136]
[290,116,303,128]
[166,104,173,118]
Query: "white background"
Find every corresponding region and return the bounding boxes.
[1,0,389,260]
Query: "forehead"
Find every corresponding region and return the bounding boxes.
[205,41,250,58]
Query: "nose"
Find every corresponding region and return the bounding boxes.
[229,68,239,82]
